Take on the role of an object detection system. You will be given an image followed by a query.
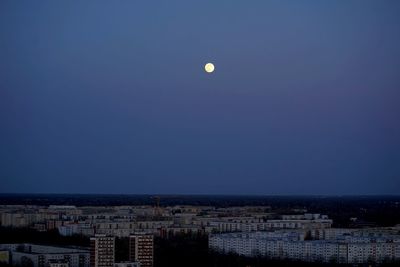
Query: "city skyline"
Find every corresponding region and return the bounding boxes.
[1,201,400,266]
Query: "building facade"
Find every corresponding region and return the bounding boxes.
[90,235,115,267]
[129,234,153,267]
[0,244,89,267]
[209,230,400,264]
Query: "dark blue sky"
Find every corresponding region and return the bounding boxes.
[1,1,399,195]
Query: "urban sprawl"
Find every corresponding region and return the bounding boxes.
[1,204,400,266]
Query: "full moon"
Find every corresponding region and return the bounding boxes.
[204,63,215,73]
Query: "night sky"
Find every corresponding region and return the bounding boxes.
[1,1,399,195]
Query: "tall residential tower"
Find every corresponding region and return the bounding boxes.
[129,234,153,267]
[90,235,115,267]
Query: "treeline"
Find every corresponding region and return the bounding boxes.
[0,227,89,247]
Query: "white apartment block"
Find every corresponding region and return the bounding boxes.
[58,221,173,238]
[0,244,89,267]
[209,230,400,264]
[208,214,332,234]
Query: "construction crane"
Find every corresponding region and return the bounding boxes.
[151,195,161,217]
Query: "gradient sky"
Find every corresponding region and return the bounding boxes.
[1,1,399,195]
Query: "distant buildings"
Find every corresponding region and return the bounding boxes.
[2,203,400,265]
[1,204,291,238]
[209,228,400,264]
[208,213,332,235]
[90,235,115,267]
[0,244,89,267]
[129,234,153,267]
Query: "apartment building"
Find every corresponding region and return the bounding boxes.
[129,234,153,267]
[209,230,400,264]
[0,244,89,267]
[90,235,115,267]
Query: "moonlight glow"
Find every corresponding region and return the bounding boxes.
[204,63,215,73]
